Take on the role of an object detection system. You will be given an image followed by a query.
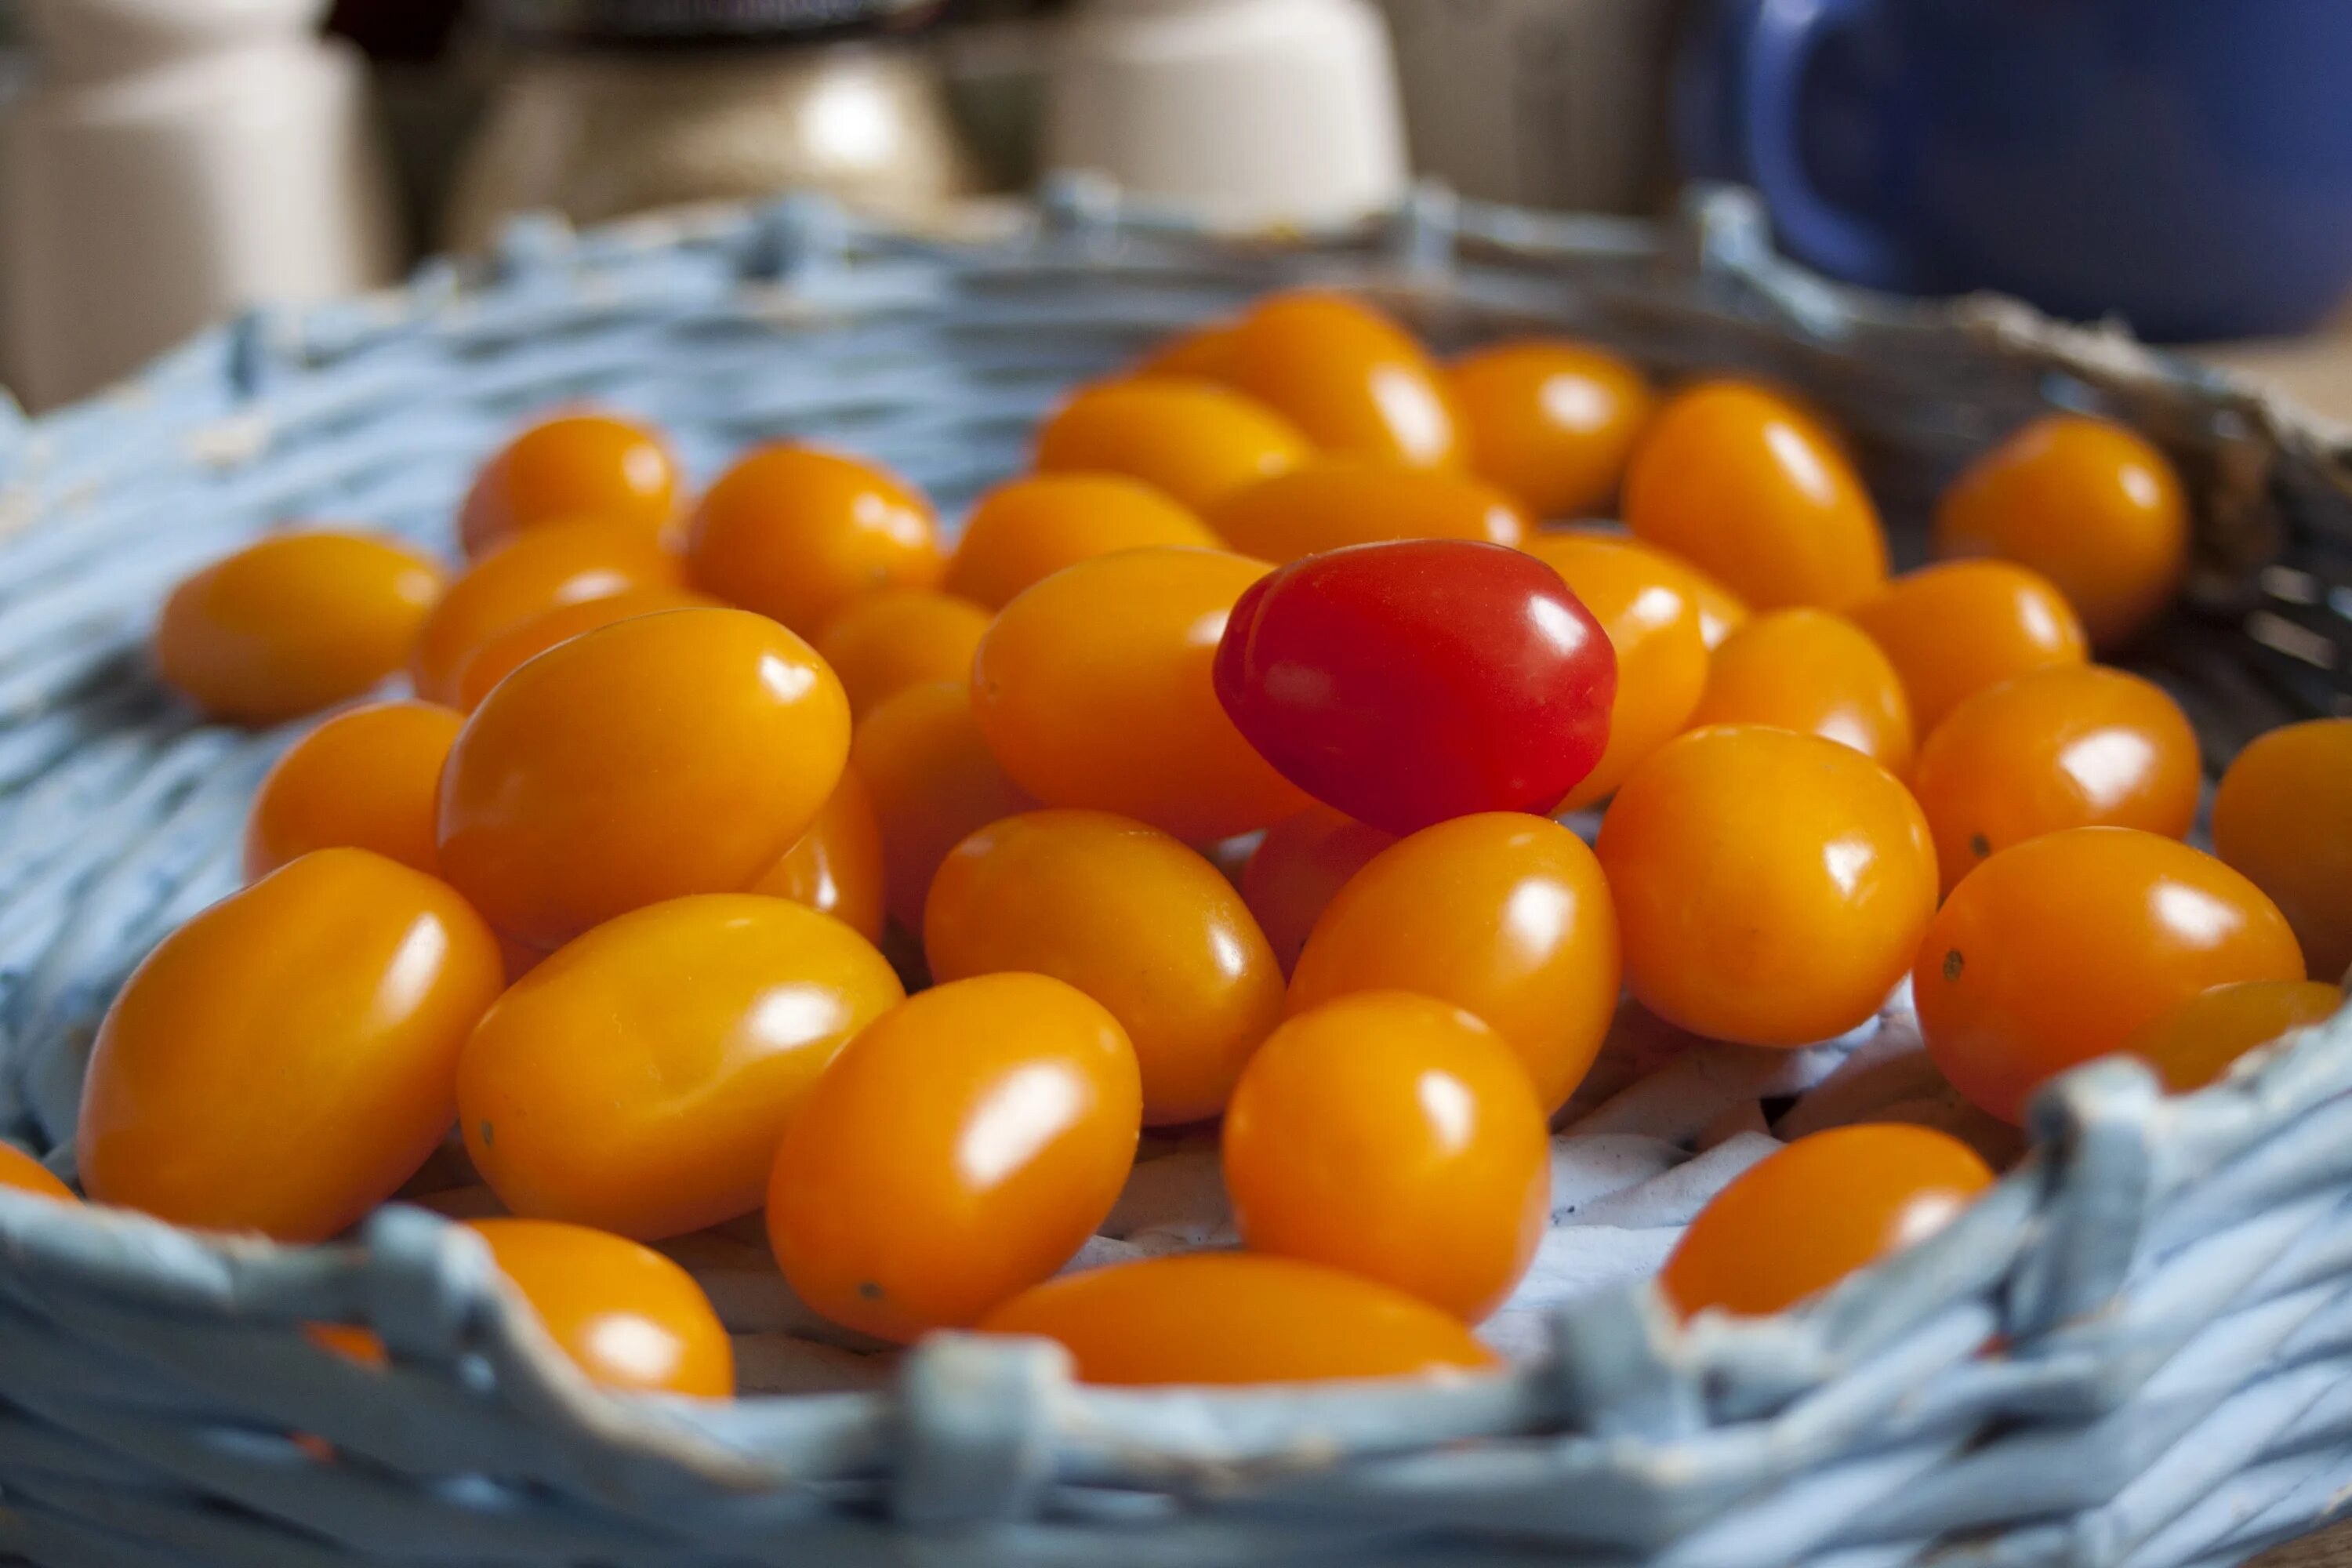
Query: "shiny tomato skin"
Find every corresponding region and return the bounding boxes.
[0,1145,74,1203]
[466,1219,734,1397]
[750,766,888,942]
[244,700,463,880]
[2125,978,2345,1094]
[457,412,679,559]
[1214,539,1616,836]
[77,848,506,1241]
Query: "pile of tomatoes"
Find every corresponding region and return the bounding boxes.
[5,287,2346,1401]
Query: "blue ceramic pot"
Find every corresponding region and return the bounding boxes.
[1675,0,2352,342]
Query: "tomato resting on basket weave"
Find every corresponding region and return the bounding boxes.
[1212,539,1617,836]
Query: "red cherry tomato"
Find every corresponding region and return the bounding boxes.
[1213,540,1617,835]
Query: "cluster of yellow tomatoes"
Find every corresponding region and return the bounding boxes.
[2,289,2343,1399]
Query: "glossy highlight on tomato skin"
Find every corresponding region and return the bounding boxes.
[457,412,680,560]
[750,767,887,942]
[926,810,1286,1125]
[978,1253,1499,1385]
[1686,608,1915,779]
[1661,1124,1993,1318]
[944,474,1221,611]
[437,608,851,950]
[766,974,1142,1342]
[1848,561,2089,735]
[1450,340,1654,520]
[1035,379,1311,514]
[686,445,943,637]
[77,848,506,1242]
[1917,828,2307,1123]
[460,895,903,1240]
[453,586,724,711]
[1225,991,1551,1321]
[1288,812,1621,1113]
[466,1219,735,1397]
[1207,459,1529,564]
[1214,539,1617,837]
[1223,292,1463,468]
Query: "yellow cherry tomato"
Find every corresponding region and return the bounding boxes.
[852,680,1037,933]
[1225,992,1550,1321]
[1555,525,1751,650]
[1522,532,1711,808]
[1224,291,1462,467]
[1450,340,1654,519]
[1686,608,1915,778]
[2126,979,2344,1094]
[1934,415,2188,649]
[1289,812,1619,1112]
[244,700,462,880]
[927,809,1285,1124]
[814,590,993,720]
[156,532,445,725]
[1911,665,2201,897]
[1036,379,1311,514]
[1624,382,1889,611]
[78,848,505,1241]
[466,1219,734,1397]
[1207,458,1528,563]
[687,445,943,637]
[457,412,680,559]
[461,894,902,1240]
[453,586,724,712]
[971,546,1310,842]
[945,473,1221,611]
[1135,321,1244,382]
[978,1254,1498,1385]
[1661,1125,1992,1318]
[0,1145,74,1203]
[2213,719,2352,983]
[1918,828,2307,1122]
[1240,806,1396,975]
[437,608,850,949]
[409,517,687,706]
[750,766,887,942]
[1848,561,2089,734]
[767,974,1142,1341]
[1598,725,1936,1047]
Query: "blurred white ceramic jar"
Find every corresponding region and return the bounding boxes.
[1046,0,1407,227]
[0,0,401,409]
[1377,0,1681,215]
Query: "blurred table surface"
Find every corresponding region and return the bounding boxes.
[2198,300,2352,426]
[2256,1519,2352,1568]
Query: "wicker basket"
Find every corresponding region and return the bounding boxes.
[0,181,2349,1568]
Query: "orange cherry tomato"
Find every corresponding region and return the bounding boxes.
[466,1219,733,1397]
[686,445,943,637]
[1555,525,1751,650]
[1910,665,2200,897]
[1918,827,2306,1123]
[244,700,463,880]
[453,586,724,711]
[750,766,887,942]
[1135,321,1244,382]
[2214,719,2352,983]
[1289,812,1619,1112]
[1206,459,1528,563]
[1522,532,1711,808]
[438,608,849,949]
[2125,979,2344,1094]
[1935,416,2187,650]
[972,546,1310,842]
[461,894,902,1240]
[0,1145,74,1203]
[1240,806,1396,975]
[767,974,1142,1341]
[1623,382,1889,612]
[1224,291,1462,467]
[1225,991,1549,1320]
[78,848,504,1241]
[1686,608,1915,778]
[457,412,680,559]
[1848,561,2089,734]
[851,681,1037,932]
[156,532,445,725]
[1450,340,1655,519]
[978,1254,1498,1385]
[1035,379,1311,514]
[1598,725,1936,1047]
[944,473,1221,611]
[408,517,687,706]
[814,590,993,720]
[1660,1124,1993,1318]
[927,809,1286,1125]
